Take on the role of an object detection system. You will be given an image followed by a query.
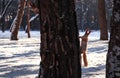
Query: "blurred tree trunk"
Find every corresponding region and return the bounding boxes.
[26,0,31,38]
[0,0,13,32]
[38,0,81,78]
[98,0,108,40]
[1,0,5,32]
[10,0,26,40]
[106,0,120,78]
[75,0,82,30]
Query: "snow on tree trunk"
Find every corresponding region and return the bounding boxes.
[98,0,108,40]
[29,14,39,22]
[25,14,39,33]
[106,0,120,78]
[38,0,81,78]
[9,16,16,32]
[10,0,26,40]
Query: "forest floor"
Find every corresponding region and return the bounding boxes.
[0,31,108,78]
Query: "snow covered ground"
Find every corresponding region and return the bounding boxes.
[0,30,108,78]
[0,31,40,78]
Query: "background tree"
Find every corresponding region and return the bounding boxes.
[0,0,113,32]
[0,0,13,32]
[106,0,120,77]
[98,0,108,40]
[10,0,26,40]
[75,0,82,30]
[38,0,81,78]
[1,0,5,32]
[75,0,99,30]
[26,0,31,38]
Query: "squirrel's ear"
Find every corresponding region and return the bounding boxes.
[89,30,91,33]
[86,29,91,34]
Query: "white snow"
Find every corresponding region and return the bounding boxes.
[0,31,40,78]
[0,30,108,78]
[30,14,39,22]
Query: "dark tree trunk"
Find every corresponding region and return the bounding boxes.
[38,0,81,78]
[98,0,108,40]
[1,0,5,32]
[10,0,26,40]
[106,0,120,78]
[26,0,31,38]
[0,0,13,32]
[1,17,5,32]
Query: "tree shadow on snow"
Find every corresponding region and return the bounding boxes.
[87,40,108,53]
[88,46,108,53]
[82,64,105,76]
[0,50,40,60]
[0,64,39,77]
[0,50,40,77]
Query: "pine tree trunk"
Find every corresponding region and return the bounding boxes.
[98,0,108,40]
[38,0,81,78]
[106,0,120,78]
[10,0,26,40]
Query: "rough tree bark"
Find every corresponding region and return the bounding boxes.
[106,0,120,78]
[38,0,81,78]
[98,0,108,40]
[10,0,26,40]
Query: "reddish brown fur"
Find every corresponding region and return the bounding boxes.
[79,29,91,66]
